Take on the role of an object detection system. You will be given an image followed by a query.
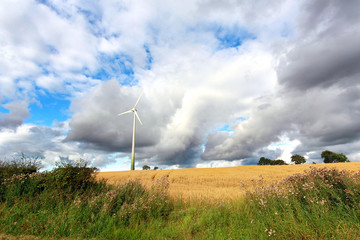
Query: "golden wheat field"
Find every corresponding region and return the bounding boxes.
[97,162,360,202]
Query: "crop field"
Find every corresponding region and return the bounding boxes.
[97,162,360,202]
[2,160,360,239]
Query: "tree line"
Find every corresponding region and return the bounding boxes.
[142,165,158,170]
[258,150,349,165]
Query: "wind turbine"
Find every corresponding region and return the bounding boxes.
[118,92,143,170]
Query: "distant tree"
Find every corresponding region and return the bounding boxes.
[258,157,272,165]
[258,157,287,165]
[321,150,349,163]
[335,153,349,162]
[271,159,288,165]
[291,154,306,165]
[321,150,334,163]
[142,165,150,170]
[153,166,159,170]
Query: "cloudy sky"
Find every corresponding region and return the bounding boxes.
[1,0,359,171]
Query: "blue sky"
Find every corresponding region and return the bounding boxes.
[1,0,360,171]
[26,93,70,126]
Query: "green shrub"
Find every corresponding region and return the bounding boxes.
[0,156,42,202]
[245,167,360,238]
[0,155,40,181]
[1,158,100,203]
[46,159,99,194]
[0,174,173,238]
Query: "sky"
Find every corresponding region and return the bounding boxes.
[1,0,360,171]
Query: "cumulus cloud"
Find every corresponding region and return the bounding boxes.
[0,0,99,99]
[0,100,29,129]
[0,122,116,169]
[65,39,277,167]
[277,0,360,91]
[203,0,360,163]
[1,0,360,170]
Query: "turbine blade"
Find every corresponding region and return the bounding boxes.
[134,111,143,125]
[134,91,143,108]
[118,110,132,116]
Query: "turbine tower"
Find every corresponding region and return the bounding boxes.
[118,92,143,170]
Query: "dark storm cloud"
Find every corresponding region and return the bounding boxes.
[144,143,202,167]
[256,0,360,162]
[299,0,360,34]
[0,125,61,157]
[277,0,360,91]
[202,96,292,161]
[65,80,162,152]
[0,101,29,129]
[203,79,360,162]
[277,33,360,91]
[64,79,229,167]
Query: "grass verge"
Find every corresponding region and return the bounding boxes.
[1,160,360,239]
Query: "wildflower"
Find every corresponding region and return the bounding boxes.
[265,228,275,237]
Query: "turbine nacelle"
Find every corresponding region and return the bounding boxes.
[118,92,143,125]
[118,108,142,125]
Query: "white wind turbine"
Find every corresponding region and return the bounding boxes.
[118,92,143,170]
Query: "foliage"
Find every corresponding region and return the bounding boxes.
[142,165,150,170]
[257,157,287,165]
[0,154,41,181]
[321,150,349,163]
[154,166,159,170]
[291,154,306,164]
[244,166,360,239]
[2,156,360,239]
[0,155,42,202]
[0,157,173,239]
[257,157,272,165]
[272,159,287,165]
[47,159,99,194]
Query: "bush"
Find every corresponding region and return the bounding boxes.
[0,156,42,202]
[46,159,99,194]
[0,155,41,182]
[0,174,173,238]
[1,158,99,203]
[0,157,174,238]
[245,167,360,238]
[247,167,360,213]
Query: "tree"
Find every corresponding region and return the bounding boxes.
[142,165,150,170]
[258,157,272,165]
[153,166,159,170]
[335,153,349,163]
[321,150,349,163]
[272,159,288,165]
[257,157,287,165]
[291,154,306,164]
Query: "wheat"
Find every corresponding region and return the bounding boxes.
[97,162,360,202]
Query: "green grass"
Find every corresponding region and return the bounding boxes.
[1,159,360,239]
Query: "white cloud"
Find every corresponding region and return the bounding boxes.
[1,0,360,170]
